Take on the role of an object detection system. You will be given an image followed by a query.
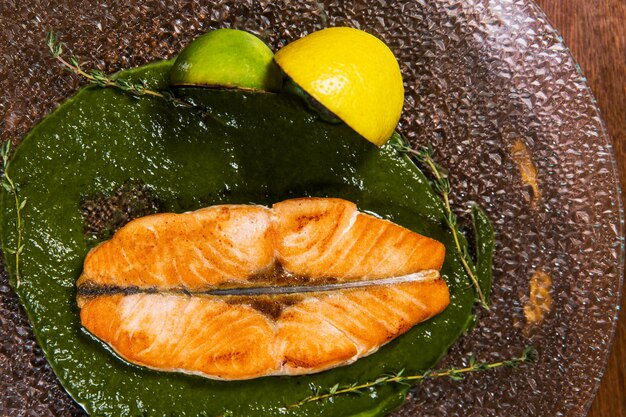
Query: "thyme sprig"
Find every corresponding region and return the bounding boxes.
[1,141,26,287]
[289,346,537,408]
[392,136,489,309]
[46,31,204,113]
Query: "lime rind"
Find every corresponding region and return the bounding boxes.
[170,29,283,92]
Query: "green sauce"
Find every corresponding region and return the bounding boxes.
[0,61,476,416]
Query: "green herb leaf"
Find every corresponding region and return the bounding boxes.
[1,140,25,287]
[448,371,464,381]
[471,204,495,303]
[46,31,220,123]
[522,346,538,363]
[374,377,387,385]
[288,347,537,408]
[391,132,490,309]
[1,140,11,166]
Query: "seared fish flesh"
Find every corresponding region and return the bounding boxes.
[77,198,449,380]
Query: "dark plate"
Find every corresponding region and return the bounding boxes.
[0,0,623,416]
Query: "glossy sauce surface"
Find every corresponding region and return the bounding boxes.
[0,61,476,416]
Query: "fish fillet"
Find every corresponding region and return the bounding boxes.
[77,198,449,380]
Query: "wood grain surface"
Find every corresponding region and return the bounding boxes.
[534,1,626,416]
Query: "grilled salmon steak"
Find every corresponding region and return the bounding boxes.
[77,197,449,380]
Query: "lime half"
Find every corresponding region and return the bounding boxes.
[170,29,282,92]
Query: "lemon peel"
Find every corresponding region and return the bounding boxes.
[275,27,404,145]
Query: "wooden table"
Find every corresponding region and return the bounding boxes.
[534,1,626,416]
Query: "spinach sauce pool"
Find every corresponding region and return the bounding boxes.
[0,61,480,417]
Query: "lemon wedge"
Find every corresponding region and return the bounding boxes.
[275,27,404,146]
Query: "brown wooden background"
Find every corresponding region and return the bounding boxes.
[534,1,626,416]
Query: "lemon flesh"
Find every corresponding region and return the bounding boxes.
[275,27,404,146]
[170,29,282,92]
